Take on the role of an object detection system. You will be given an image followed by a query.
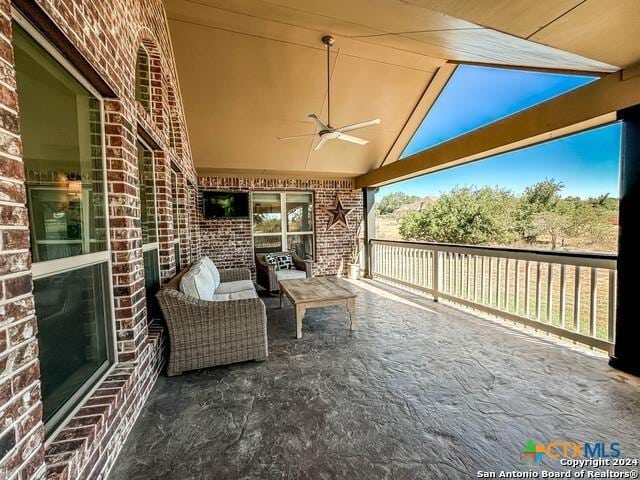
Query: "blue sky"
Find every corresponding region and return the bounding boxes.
[382,66,621,199]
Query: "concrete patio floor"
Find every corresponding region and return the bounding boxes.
[108,280,640,480]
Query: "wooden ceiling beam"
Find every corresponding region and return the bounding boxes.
[355,70,639,188]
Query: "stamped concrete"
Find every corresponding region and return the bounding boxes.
[108,280,640,480]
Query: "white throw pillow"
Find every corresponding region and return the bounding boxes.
[198,257,220,290]
[180,266,215,301]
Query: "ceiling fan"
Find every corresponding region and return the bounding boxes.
[278,35,381,151]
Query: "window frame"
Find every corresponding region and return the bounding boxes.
[13,10,118,441]
[135,44,151,113]
[137,137,160,251]
[250,191,315,260]
[137,137,161,323]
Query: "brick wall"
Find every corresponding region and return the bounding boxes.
[0,1,198,479]
[198,177,364,277]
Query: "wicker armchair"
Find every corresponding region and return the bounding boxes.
[255,252,313,293]
[157,267,268,376]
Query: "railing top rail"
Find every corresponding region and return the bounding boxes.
[370,238,617,269]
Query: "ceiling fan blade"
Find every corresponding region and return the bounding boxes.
[335,118,381,133]
[336,133,368,145]
[314,136,329,151]
[308,113,329,131]
[277,133,317,140]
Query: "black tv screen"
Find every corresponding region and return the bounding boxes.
[202,191,249,219]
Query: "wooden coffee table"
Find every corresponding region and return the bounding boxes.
[279,277,356,339]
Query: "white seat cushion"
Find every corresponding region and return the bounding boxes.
[197,257,220,291]
[210,293,231,301]
[180,266,215,300]
[228,290,258,300]
[215,280,255,294]
[275,269,307,281]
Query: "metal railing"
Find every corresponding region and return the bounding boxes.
[370,239,617,354]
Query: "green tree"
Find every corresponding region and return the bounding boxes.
[516,179,564,242]
[399,186,518,244]
[376,192,420,215]
[525,189,613,249]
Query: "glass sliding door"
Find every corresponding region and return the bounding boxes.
[138,141,160,321]
[251,192,315,259]
[286,192,314,260]
[252,193,283,254]
[13,19,114,433]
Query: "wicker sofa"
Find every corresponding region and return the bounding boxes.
[255,252,313,293]
[157,258,268,376]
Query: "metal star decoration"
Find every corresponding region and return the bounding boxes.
[325,196,353,230]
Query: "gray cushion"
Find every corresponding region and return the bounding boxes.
[215,280,256,294]
[228,290,258,300]
[275,269,307,281]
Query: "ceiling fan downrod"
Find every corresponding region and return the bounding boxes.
[322,35,335,129]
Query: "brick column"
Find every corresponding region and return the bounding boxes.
[0,10,46,480]
[104,100,147,363]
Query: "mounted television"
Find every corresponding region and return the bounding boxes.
[202,191,249,219]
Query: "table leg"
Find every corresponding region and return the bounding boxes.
[295,304,305,339]
[347,298,356,331]
[279,289,283,308]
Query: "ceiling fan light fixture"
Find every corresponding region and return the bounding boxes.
[278,34,381,148]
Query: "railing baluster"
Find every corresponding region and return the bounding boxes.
[496,258,502,309]
[451,253,456,294]
[457,253,463,296]
[432,250,440,301]
[488,257,494,306]
[466,255,471,299]
[524,261,531,317]
[590,267,597,338]
[386,245,390,278]
[504,258,510,312]
[559,264,567,328]
[608,270,616,342]
[458,253,463,296]
[514,259,520,314]
[456,253,460,295]
[480,256,486,303]
[474,255,479,302]
[546,263,553,323]
[574,266,582,332]
[535,262,542,321]
[447,252,453,295]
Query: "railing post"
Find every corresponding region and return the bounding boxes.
[432,249,441,302]
[362,187,377,279]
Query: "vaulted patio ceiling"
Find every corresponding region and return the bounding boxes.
[164,0,638,179]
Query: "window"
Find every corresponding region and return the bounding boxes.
[252,192,314,260]
[137,140,160,320]
[14,20,114,432]
[171,170,181,272]
[135,46,151,112]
